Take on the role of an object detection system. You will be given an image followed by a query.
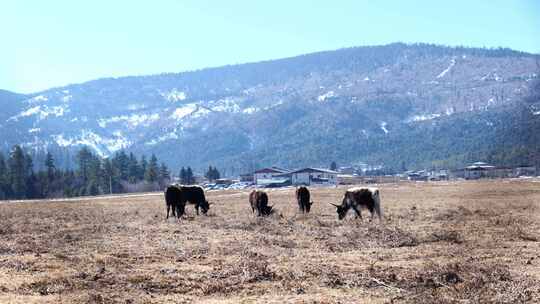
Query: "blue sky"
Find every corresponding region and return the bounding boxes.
[3,0,540,93]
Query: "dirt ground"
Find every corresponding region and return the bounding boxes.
[1,179,540,303]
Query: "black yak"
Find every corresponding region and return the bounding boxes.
[296,186,313,213]
[330,187,382,220]
[249,190,274,216]
[164,185,211,218]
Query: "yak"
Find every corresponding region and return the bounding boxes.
[164,185,211,218]
[249,190,274,216]
[296,186,313,213]
[330,187,382,220]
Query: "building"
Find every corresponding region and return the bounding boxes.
[239,173,254,182]
[253,167,290,185]
[452,162,513,179]
[289,168,338,186]
[514,166,537,177]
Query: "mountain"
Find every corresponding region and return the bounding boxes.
[1,43,539,174]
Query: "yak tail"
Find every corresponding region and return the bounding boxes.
[372,189,383,220]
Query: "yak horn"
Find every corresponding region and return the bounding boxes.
[329,203,340,207]
[208,202,214,205]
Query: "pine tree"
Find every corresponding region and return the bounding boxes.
[186,167,194,184]
[144,154,159,183]
[139,155,148,181]
[212,167,220,180]
[45,152,55,180]
[158,162,170,186]
[8,145,28,199]
[77,146,93,183]
[127,152,140,183]
[179,167,186,184]
[101,158,118,194]
[330,161,337,171]
[205,166,214,181]
[0,152,8,199]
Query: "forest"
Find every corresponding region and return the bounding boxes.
[0,145,174,200]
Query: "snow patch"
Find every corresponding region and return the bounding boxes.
[436,59,455,79]
[9,105,67,121]
[98,113,160,128]
[61,95,72,103]
[52,130,131,157]
[170,104,197,120]
[146,131,179,146]
[363,77,370,81]
[380,122,388,134]
[210,97,240,113]
[317,91,335,102]
[409,113,441,122]
[162,88,187,102]
[29,128,41,133]
[29,95,48,103]
[242,107,259,114]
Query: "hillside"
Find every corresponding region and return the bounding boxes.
[1,43,539,173]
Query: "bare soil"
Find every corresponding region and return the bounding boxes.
[1,179,540,303]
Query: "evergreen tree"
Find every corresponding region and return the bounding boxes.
[212,167,220,180]
[45,152,55,180]
[0,152,8,199]
[158,162,170,186]
[186,167,195,184]
[205,166,213,181]
[113,151,129,181]
[144,154,159,183]
[127,152,140,183]
[205,166,220,181]
[101,158,116,194]
[330,161,337,171]
[139,155,148,180]
[77,146,93,183]
[179,167,186,184]
[8,145,27,199]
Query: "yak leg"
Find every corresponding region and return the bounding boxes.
[352,205,362,219]
[195,204,200,216]
[167,204,170,219]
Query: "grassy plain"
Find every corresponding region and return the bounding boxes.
[1,179,540,303]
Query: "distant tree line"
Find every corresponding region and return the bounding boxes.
[0,145,172,200]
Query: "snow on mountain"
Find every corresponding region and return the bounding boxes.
[209,97,241,113]
[162,88,187,102]
[8,104,67,122]
[317,91,336,102]
[409,113,442,122]
[170,104,197,120]
[145,130,180,146]
[52,130,131,157]
[1,43,537,171]
[436,58,456,78]
[98,113,160,128]
[380,122,389,134]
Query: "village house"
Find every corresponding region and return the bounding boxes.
[452,162,513,179]
[289,168,338,186]
[253,167,290,185]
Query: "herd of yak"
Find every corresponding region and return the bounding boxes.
[164,184,383,220]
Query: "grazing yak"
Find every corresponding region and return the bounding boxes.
[296,186,313,213]
[249,190,274,216]
[164,185,211,218]
[330,187,382,220]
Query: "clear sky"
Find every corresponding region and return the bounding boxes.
[3,0,540,93]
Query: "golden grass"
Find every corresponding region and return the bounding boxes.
[1,180,540,303]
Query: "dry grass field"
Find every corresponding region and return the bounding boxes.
[1,179,540,303]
